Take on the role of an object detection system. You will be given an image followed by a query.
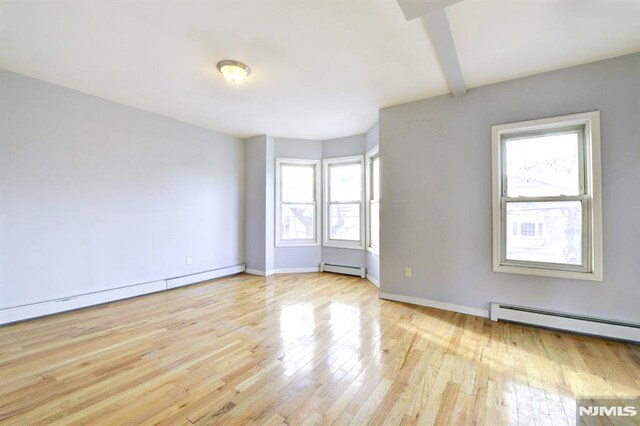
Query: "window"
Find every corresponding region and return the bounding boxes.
[492,111,602,280]
[366,147,380,254]
[276,158,320,247]
[323,155,365,249]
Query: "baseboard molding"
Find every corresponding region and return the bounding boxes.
[166,264,245,289]
[245,269,273,276]
[245,267,319,276]
[379,292,489,318]
[367,274,380,288]
[275,267,320,274]
[0,280,167,325]
[1,264,245,325]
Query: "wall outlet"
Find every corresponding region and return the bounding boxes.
[405,267,412,277]
[186,257,193,265]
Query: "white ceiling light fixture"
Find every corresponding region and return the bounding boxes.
[217,60,251,83]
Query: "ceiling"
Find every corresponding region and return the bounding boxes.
[1,0,639,140]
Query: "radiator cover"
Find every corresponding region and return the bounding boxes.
[320,262,366,278]
[490,303,640,343]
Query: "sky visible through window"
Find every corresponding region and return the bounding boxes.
[505,132,580,197]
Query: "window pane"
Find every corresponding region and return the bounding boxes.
[329,204,360,241]
[505,132,580,197]
[520,222,535,237]
[370,201,379,247]
[281,204,314,240]
[372,157,380,201]
[330,162,362,202]
[506,201,582,265]
[281,164,314,202]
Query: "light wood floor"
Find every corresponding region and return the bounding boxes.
[0,273,638,425]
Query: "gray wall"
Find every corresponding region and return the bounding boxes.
[367,252,380,283]
[244,134,275,273]
[265,136,275,273]
[244,135,268,272]
[379,53,640,323]
[322,134,366,160]
[365,122,379,153]
[365,122,380,283]
[0,69,244,309]
[274,138,323,270]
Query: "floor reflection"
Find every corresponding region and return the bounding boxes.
[328,302,363,377]
[279,303,315,375]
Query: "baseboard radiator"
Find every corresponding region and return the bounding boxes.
[0,264,245,326]
[490,303,640,343]
[319,262,366,279]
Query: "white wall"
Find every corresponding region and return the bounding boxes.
[379,53,640,323]
[0,69,244,309]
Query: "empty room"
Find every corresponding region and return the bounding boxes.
[1,0,639,424]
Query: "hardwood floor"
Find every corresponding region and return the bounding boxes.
[0,273,638,425]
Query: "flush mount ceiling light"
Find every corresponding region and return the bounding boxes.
[217,60,251,83]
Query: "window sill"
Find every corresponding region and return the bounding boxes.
[493,264,602,281]
[323,240,365,251]
[367,247,379,256]
[275,241,320,248]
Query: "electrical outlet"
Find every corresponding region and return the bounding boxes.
[405,267,412,277]
[186,257,193,265]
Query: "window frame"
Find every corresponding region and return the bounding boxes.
[323,155,366,250]
[275,158,321,247]
[365,147,380,255]
[491,111,603,281]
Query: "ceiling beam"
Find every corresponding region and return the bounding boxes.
[422,9,467,96]
[396,0,463,21]
[397,0,467,96]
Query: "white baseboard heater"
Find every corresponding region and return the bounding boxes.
[490,303,640,343]
[320,262,366,279]
[0,264,245,326]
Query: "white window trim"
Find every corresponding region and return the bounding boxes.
[275,158,321,247]
[365,146,380,256]
[491,111,603,281]
[323,155,365,250]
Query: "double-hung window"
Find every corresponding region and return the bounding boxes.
[323,155,365,249]
[366,147,380,254]
[492,111,602,280]
[275,158,320,246]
